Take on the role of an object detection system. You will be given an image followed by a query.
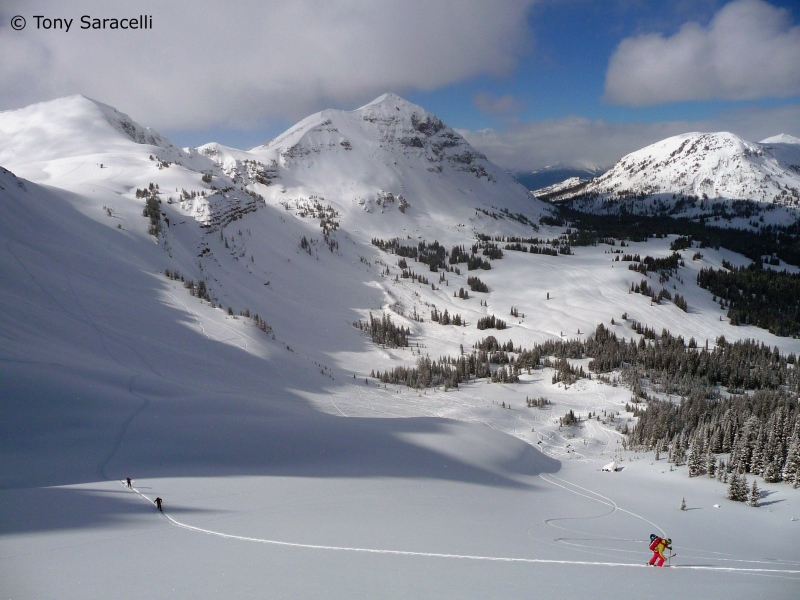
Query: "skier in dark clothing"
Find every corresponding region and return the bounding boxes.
[126,477,132,488]
[155,497,163,512]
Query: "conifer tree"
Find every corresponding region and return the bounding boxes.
[782,427,800,485]
[727,473,740,501]
[748,480,760,507]
[688,437,703,477]
[737,475,749,502]
[763,459,781,483]
[706,453,716,478]
[680,497,686,511]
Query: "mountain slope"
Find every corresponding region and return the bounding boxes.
[197,93,547,239]
[547,132,800,214]
[2,98,800,600]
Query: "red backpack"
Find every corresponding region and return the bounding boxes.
[649,536,662,551]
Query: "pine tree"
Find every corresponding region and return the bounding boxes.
[680,497,686,511]
[687,437,703,477]
[707,453,716,478]
[727,473,740,501]
[710,427,723,454]
[737,475,749,502]
[750,425,766,476]
[674,433,687,466]
[763,459,781,483]
[727,473,749,502]
[748,480,760,507]
[782,429,800,485]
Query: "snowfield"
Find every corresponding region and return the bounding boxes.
[1,96,799,599]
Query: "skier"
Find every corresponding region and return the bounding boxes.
[155,497,163,512]
[648,534,672,567]
[126,477,132,488]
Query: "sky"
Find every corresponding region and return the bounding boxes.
[1,0,799,170]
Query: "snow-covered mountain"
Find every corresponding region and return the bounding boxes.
[0,93,546,241]
[532,176,586,199]
[195,93,545,236]
[3,94,800,600]
[512,164,607,193]
[545,131,800,214]
[0,92,553,391]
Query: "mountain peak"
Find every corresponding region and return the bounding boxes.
[357,92,421,112]
[760,133,800,145]
[545,130,800,209]
[0,94,174,169]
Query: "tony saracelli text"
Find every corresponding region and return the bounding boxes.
[29,15,153,32]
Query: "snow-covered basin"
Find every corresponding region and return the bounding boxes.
[2,349,797,599]
[3,427,798,599]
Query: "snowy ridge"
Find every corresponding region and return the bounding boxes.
[547,131,800,211]
[0,95,175,164]
[193,93,544,238]
[533,176,585,199]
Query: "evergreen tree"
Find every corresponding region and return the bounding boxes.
[748,480,760,507]
[737,475,750,502]
[782,432,800,486]
[680,497,687,511]
[706,453,716,478]
[727,473,740,501]
[687,437,703,477]
[763,459,781,483]
[674,433,687,466]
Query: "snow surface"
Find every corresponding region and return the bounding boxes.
[533,176,585,198]
[548,131,800,217]
[1,97,799,599]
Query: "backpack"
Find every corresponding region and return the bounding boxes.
[649,535,662,551]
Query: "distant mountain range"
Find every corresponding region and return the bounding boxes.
[511,165,607,192]
[0,93,547,242]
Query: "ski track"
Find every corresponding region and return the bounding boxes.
[119,481,800,576]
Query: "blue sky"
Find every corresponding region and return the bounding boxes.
[2,0,799,169]
[409,0,797,127]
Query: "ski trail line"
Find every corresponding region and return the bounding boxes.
[540,473,666,537]
[120,482,800,575]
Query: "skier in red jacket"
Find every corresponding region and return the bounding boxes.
[648,535,672,566]
[155,497,163,512]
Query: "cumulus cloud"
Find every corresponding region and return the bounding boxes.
[458,104,800,171]
[605,0,800,106]
[0,0,536,129]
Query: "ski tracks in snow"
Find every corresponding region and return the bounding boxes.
[119,481,800,577]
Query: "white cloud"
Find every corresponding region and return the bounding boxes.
[604,0,800,106]
[0,0,537,129]
[458,104,800,171]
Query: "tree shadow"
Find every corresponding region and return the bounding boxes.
[759,499,785,507]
